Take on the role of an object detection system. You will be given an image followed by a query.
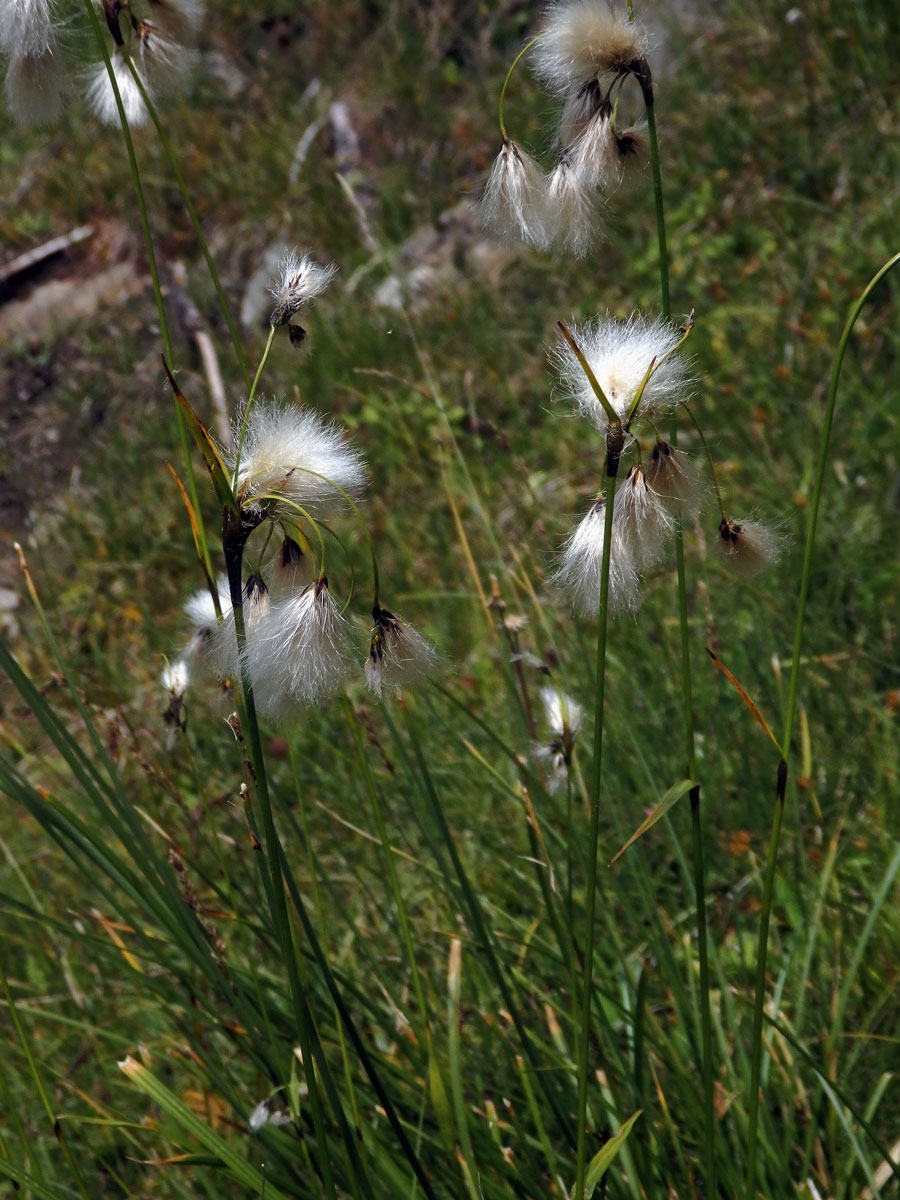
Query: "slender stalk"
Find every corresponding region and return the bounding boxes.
[221,525,338,1200]
[123,58,251,390]
[641,66,670,322]
[743,248,900,1198]
[232,323,277,484]
[81,1,213,581]
[643,60,715,1192]
[573,444,620,1200]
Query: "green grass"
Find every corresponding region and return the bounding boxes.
[1,1,899,1197]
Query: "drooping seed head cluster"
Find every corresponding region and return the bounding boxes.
[1,0,204,126]
[550,310,779,617]
[165,251,437,723]
[481,1,652,254]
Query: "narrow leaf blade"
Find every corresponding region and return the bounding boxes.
[585,1110,643,1194]
[608,781,694,867]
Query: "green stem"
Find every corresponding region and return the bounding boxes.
[574,449,620,1200]
[222,527,339,1200]
[81,3,214,582]
[642,77,670,321]
[233,323,277,485]
[744,247,900,1198]
[644,56,715,1192]
[498,36,542,139]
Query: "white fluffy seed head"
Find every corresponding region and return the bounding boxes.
[0,0,55,57]
[532,1,649,96]
[716,518,781,578]
[535,685,581,789]
[3,46,67,123]
[161,657,190,697]
[545,152,602,256]
[243,578,354,720]
[539,685,582,743]
[184,577,230,639]
[558,78,604,146]
[613,463,673,570]
[552,312,692,433]
[480,139,551,249]
[269,251,338,326]
[230,400,367,520]
[646,440,702,514]
[85,55,149,127]
[134,21,196,94]
[364,607,438,698]
[608,120,650,189]
[568,107,620,191]
[553,496,641,617]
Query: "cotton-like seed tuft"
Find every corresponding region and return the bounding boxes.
[269,251,338,328]
[716,517,781,578]
[364,606,438,698]
[161,658,190,698]
[3,46,67,123]
[243,578,355,719]
[646,440,702,514]
[545,152,602,256]
[552,312,692,432]
[230,400,367,520]
[532,1,649,96]
[613,463,673,570]
[535,685,582,790]
[134,21,196,94]
[553,496,641,617]
[85,56,150,126]
[481,139,551,249]
[0,0,54,57]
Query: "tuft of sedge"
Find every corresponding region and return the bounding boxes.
[553,495,641,617]
[364,605,438,698]
[269,250,338,330]
[716,517,781,577]
[551,311,693,433]
[242,577,355,720]
[531,1,649,96]
[3,46,68,124]
[545,149,602,256]
[613,463,673,570]
[646,439,702,514]
[229,399,367,521]
[480,138,551,250]
[84,54,150,126]
[0,0,55,59]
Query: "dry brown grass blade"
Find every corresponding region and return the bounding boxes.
[706,647,779,750]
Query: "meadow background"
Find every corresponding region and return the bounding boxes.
[1,0,899,1196]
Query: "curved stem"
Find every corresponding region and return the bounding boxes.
[683,402,727,520]
[574,454,620,1200]
[232,323,277,485]
[744,247,900,1199]
[498,36,542,139]
[645,67,715,1192]
[643,81,670,321]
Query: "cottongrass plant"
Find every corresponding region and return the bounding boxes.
[0,0,203,125]
[482,4,788,1196]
